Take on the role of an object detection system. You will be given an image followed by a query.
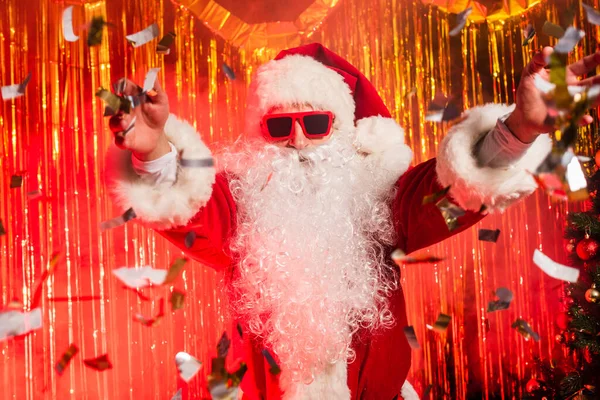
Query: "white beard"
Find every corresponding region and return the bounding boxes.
[219,132,398,388]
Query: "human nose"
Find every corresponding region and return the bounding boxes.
[289,120,308,149]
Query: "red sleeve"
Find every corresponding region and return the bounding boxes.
[157,172,236,271]
[392,158,484,254]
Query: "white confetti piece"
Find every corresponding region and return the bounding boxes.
[171,389,182,400]
[1,72,31,100]
[0,308,42,341]
[533,249,579,282]
[175,351,202,382]
[112,266,167,289]
[62,6,79,42]
[583,3,600,26]
[554,26,585,54]
[143,68,161,93]
[449,7,472,36]
[126,23,159,47]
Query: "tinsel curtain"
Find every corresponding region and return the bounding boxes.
[0,0,597,399]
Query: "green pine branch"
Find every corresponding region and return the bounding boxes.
[567,213,600,238]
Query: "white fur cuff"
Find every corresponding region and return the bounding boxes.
[436,103,552,212]
[104,114,216,230]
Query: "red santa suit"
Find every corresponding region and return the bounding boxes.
[105,44,551,399]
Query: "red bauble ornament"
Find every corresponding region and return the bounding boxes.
[595,149,600,168]
[526,378,542,393]
[556,313,569,330]
[576,237,600,260]
[565,241,576,254]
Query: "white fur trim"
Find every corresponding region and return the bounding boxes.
[355,116,413,186]
[104,114,216,230]
[436,103,552,212]
[280,362,350,400]
[244,54,356,139]
[401,380,419,400]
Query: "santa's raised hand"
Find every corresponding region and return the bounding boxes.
[108,77,170,161]
[506,46,600,143]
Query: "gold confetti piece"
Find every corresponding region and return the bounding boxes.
[1,72,31,100]
[87,16,106,46]
[512,318,540,341]
[217,332,231,358]
[169,289,185,311]
[487,287,513,312]
[126,23,159,47]
[422,186,450,205]
[184,231,196,249]
[449,7,472,36]
[0,308,42,341]
[134,298,165,327]
[583,3,600,25]
[262,349,281,375]
[9,175,22,188]
[103,106,115,117]
[62,6,79,42]
[478,229,500,243]
[163,257,187,285]
[0,219,5,236]
[391,249,444,265]
[55,344,79,375]
[533,249,579,282]
[31,251,61,309]
[522,24,536,46]
[554,27,585,54]
[175,351,202,382]
[542,20,565,39]
[157,32,176,54]
[95,87,123,113]
[431,313,451,333]
[99,207,136,231]
[83,354,113,371]
[403,326,420,349]
[436,197,465,232]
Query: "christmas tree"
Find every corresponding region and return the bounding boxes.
[524,159,600,399]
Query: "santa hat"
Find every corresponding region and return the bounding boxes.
[244,43,413,178]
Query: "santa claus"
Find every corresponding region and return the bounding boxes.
[105,44,599,399]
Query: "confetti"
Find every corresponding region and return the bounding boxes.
[391,249,444,265]
[112,266,167,289]
[134,298,165,327]
[0,308,42,342]
[126,23,159,47]
[184,231,196,249]
[55,344,79,376]
[10,175,23,188]
[0,219,5,236]
[449,7,472,36]
[425,92,460,122]
[163,257,187,285]
[31,251,61,309]
[103,106,116,117]
[487,287,513,312]
[83,354,113,371]
[436,197,465,231]
[87,16,106,46]
[582,3,600,26]
[62,6,79,42]
[1,72,31,100]
[171,389,182,400]
[223,63,236,80]
[143,68,161,95]
[217,332,231,358]
[95,87,128,114]
[512,318,540,341]
[260,172,274,192]
[478,229,501,243]
[553,27,585,54]
[430,313,451,333]
[422,186,450,205]
[236,323,243,338]
[522,24,536,46]
[121,116,136,136]
[179,158,215,168]
[542,21,565,39]
[157,32,176,54]
[175,351,202,382]
[169,289,185,311]
[262,349,281,375]
[27,190,43,201]
[403,326,420,349]
[209,383,239,400]
[99,207,136,231]
[533,249,579,282]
